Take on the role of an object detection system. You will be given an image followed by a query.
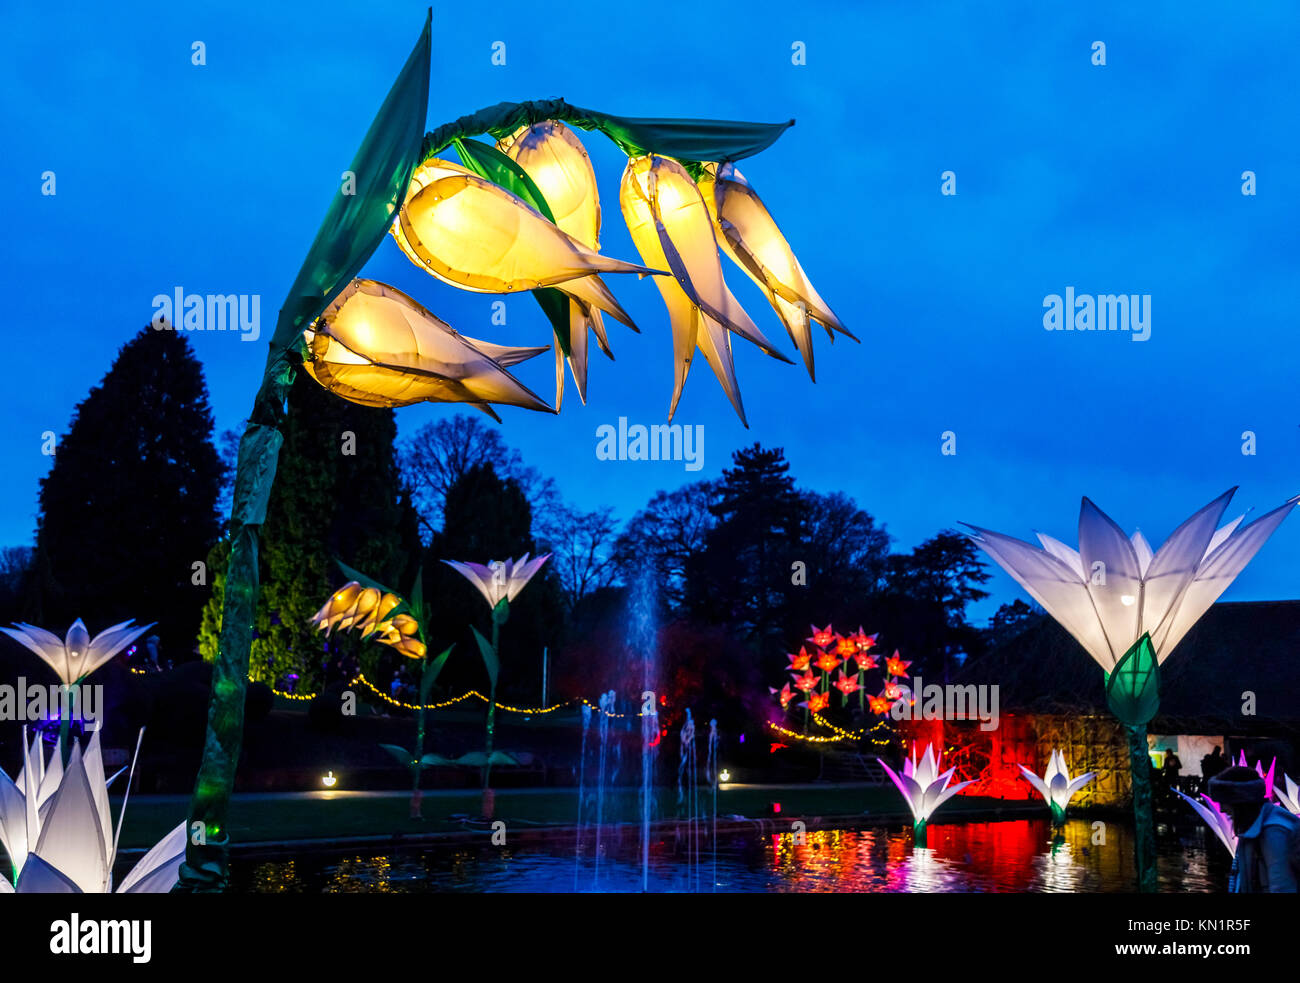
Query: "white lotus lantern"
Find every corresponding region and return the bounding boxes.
[1018,749,1095,824]
[0,728,185,893]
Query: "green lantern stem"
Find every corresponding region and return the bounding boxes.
[1105,633,1161,894]
[484,617,500,792]
[1126,723,1159,893]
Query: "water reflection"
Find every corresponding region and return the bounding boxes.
[226,818,1224,894]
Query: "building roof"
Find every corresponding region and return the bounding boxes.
[958,600,1300,732]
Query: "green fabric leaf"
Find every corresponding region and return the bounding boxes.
[492,597,510,626]
[470,624,499,689]
[420,645,453,706]
[181,13,433,893]
[452,136,554,220]
[1106,633,1160,727]
[424,99,793,168]
[455,750,519,767]
[271,13,432,355]
[333,559,413,626]
[379,743,416,769]
[532,289,573,357]
[408,565,425,623]
[335,559,401,600]
[230,425,285,527]
[419,752,456,767]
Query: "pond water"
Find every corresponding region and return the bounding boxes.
[229,818,1229,893]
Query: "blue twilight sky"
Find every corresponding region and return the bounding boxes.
[2,1,1298,623]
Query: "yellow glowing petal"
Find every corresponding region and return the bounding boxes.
[305,279,552,415]
[620,155,791,424]
[497,122,635,407]
[700,162,853,379]
[396,158,656,294]
[497,121,600,249]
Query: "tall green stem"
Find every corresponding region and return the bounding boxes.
[483,619,499,790]
[58,682,77,767]
[1127,724,1158,893]
[411,652,427,818]
[177,360,292,893]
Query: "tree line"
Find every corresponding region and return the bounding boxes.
[2,326,1039,724]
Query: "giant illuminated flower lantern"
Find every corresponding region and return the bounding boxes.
[879,744,974,846]
[309,568,452,817]
[0,729,185,893]
[772,624,902,735]
[186,11,851,890]
[1018,749,1095,825]
[966,488,1296,891]
[443,553,550,811]
[1,619,153,687]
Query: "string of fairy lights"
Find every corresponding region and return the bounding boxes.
[131,665,898,744]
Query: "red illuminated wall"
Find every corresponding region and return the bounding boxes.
[899,715,1039,800]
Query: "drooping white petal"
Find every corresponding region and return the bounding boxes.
[1077,497,1144,664]
[1036,533,1085,580]
[116,822,187,894]
[1204,514,1245,559]
[878,759,917,819]
[1017,765,1050,803]
[0,624,67,683]
[441,560,501,608]
[1140,488,1235,648]
[1066,772,1096,797]
[1152,496,1299,659]
[620,155,791,425]
[1175,790,1236,856]
[966,526,1115,669]
[81,621,155,680]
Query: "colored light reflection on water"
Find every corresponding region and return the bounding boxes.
[227,818,1227,893]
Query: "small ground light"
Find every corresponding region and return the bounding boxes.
[719,769,731,783]
[322,771,338,788]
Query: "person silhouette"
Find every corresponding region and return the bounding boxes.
[1201,745,1226,781]
[1209,765,1298,893]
